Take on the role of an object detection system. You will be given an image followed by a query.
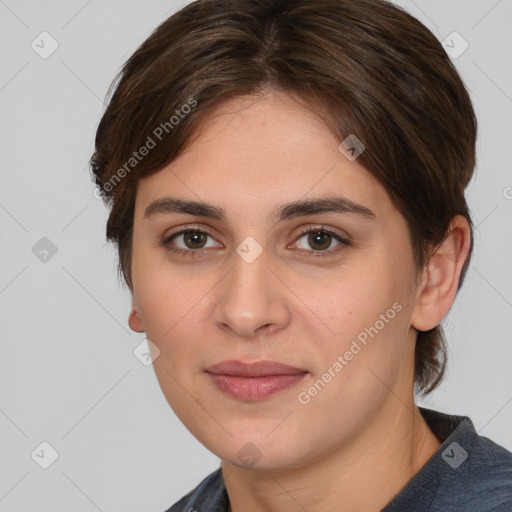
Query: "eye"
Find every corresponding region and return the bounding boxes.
[161,227,221,256]
[291,226,349,257]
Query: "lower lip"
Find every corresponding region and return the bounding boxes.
[207,372,307,401]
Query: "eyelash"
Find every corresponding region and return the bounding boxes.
[160,225,349,259]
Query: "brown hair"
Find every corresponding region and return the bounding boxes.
[90,0,477,394]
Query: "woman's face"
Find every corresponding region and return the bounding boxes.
[129,92,421,470]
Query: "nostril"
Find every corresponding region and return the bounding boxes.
[257,323,272,333]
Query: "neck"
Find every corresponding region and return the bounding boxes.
[223,403,441,512]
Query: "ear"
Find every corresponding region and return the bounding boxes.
[411,215,471,332]
[128,301,145,333]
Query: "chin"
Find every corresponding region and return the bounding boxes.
[209,431,310,472]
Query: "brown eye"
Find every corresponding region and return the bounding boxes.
[181,230,208,249]
[306,231,333,251]
[161,228,221,255]
[295,228,346,253]
[290,225,350,259]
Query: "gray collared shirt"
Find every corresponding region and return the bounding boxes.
[166,408,512,511]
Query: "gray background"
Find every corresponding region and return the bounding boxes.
[0,1,511,510]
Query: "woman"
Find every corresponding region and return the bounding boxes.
[90,0,512,510]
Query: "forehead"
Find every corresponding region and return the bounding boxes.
[134,92,395,223]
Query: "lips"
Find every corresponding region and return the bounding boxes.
[206,360,306,377]
[205,360,307,400]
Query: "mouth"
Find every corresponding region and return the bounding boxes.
[205,360,308,401]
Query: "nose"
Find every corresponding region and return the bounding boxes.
[212,247,291,339]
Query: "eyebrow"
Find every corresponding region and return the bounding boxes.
[143,196,376,224]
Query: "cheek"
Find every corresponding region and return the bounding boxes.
[305,258,414,387]
[297,305,411,432]
[132,265,228,389]
[314,265,402,339]
[132,247,201,330]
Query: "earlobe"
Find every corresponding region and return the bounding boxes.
[411,216,471,332]
[128,302,145,333]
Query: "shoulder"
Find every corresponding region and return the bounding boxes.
[385,408,512,512]
[426,409,512,511]
[164,468,228,512]
[453,430,512,507]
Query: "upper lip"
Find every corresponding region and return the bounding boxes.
[206,360,307,377]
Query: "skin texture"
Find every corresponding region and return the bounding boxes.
[128,92,470,511]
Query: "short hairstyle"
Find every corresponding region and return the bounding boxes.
[90,0,477,394]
